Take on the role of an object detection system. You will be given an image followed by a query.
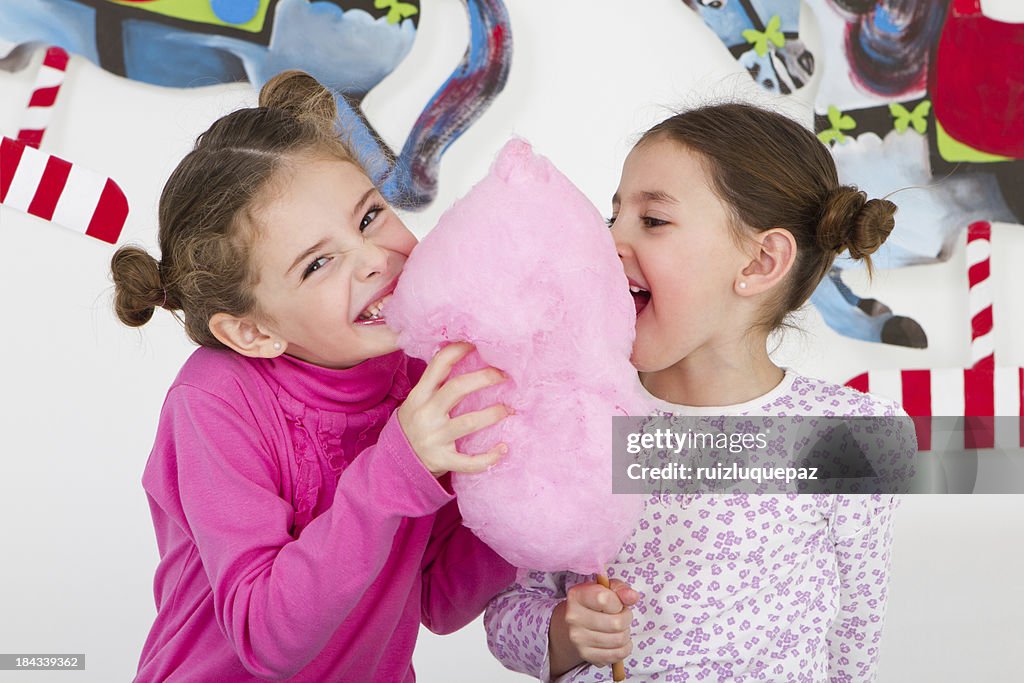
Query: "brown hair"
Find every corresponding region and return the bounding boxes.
[111,70,357,347]
[639,102,897,332]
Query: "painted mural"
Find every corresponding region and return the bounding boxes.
[0,0,513,244]
[680,0,1024,453]
[681,0,1023,351]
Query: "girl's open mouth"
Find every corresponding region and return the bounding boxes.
[629,283,651,316]
[354,281,398,326]
[354,294,391,325]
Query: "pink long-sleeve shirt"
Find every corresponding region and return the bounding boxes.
[135,347,515,682]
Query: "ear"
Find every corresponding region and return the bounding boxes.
[736,228,797,296]
[209,312,286,358]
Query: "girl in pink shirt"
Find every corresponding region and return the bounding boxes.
[112,71,515,682]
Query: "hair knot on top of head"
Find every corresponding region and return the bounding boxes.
[193,72,341,156]
[257,69,338,133]
[817,186,896,260]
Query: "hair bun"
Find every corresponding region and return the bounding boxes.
[817,186,896,260]
[849,197,897,259]
[110,246,165,327]
[258,70,338,132]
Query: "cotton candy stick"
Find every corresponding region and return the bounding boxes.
[595,573,628,681]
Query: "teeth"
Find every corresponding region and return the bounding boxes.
[357,293,390,321]
[629,285,648,294]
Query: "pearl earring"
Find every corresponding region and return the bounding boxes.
[273,342,282,351]
[739,282,748,290]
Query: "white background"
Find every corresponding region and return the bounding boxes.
[1,1,1022,681]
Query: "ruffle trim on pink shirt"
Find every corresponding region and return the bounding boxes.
[268,356,418,532]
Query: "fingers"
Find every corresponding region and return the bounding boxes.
[609,580,641,607]
[446,404,511,441]
[572,583,625,616]
[573,629,632,651]
[577,642,633,667]
[434,366,508,413]
[399,342,515,479]
[564,583,634,667]
[415,342,475,395]
[441,442,507,474]
[571,608,632,635]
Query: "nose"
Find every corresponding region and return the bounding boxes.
[611,224,632,261]
[355,240,389,281]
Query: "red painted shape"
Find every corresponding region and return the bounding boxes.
[902,370,932,451]
[29,85,61,108]
[0,136,26,201]
[846,372,869,393]
[27,155,71,221]
[967,220,991,242]
[42,46,69,70]
[16,129,44,149]
[901,370,932,417]
[933,0,1024,157]
[967,257,989,290]
[971,306,993,341]
[85,178,130,244]
[964,357,995,447]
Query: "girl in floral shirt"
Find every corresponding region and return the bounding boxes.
[485,103,915,682]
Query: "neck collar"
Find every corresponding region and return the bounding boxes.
[249,350,406,412]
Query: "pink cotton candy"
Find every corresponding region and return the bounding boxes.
[386,139,650,574]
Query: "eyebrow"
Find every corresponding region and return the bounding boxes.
[642,190,678,204]
[611,190,679,206]
[352,187,377,219]
[287,238,330,277]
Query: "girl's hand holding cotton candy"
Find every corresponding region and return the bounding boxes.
[387,139,653,575]
[397,341,512,477]
[550,578,640,672]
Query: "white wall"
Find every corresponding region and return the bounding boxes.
[0,1,1021,681]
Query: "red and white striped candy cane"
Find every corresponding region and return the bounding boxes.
[17,46,69,149]
[967,221,994,368]
[0,136,128,244]
[846,222,1024,450]
[963,222,997,448]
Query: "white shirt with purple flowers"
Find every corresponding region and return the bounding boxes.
[484,370,915,682]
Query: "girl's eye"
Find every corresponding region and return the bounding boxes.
[605,216,617,228]
[360,204,385,232]
[642,217,668,228]
[302,256,331,279]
